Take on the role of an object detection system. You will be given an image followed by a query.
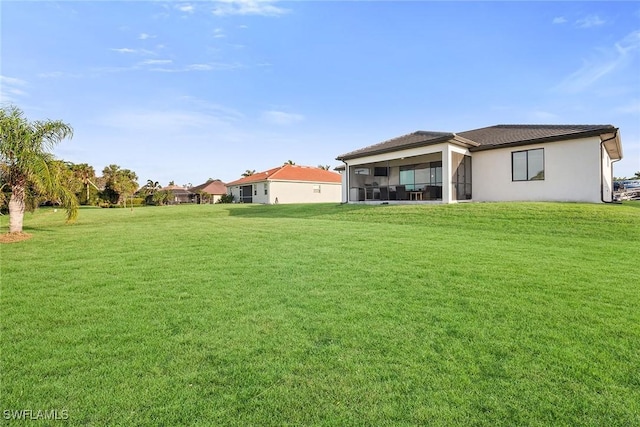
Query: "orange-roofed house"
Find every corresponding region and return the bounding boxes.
[226,165,342,204]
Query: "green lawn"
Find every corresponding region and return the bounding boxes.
[1,202,639,426]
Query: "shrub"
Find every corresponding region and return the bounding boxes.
[217,193,234,204]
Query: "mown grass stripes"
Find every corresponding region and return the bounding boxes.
[1,202,638,425]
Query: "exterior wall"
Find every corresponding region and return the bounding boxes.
[269,181,342,204]
[228,181,341,204]
[252,182,270,204]
[228,182,269,203]
[472,136,603,203]
[228,185,241,202]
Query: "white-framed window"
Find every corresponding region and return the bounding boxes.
[313,185,321,193]
[512,148,544,181]
[264,183,268,195]
[354,167,370,175]
[253,184,257,195]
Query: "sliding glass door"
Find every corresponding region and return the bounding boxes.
[399,161,443,199]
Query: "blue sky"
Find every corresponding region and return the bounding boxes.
[2,1,639,186]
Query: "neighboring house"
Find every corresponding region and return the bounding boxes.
[226,164,342,204]
[190,179,227,204]
[163,184,195,204]
[336,124,623,204]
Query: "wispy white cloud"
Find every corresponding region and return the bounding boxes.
[97,109,227,132]
[616,30,640,54]
[178,96,245,122]
[0,75,28,102]
[139,59,173,66]
[213,28,226,39]
[211,0,289,17]
[176,3,195,14]
[576,15,606,29]
[187,64,214,71]
[555,30,640,93]
[552,17,567,25]
[84,101,256,184]
[261,110,304,125]
[138,33,156,40]
[149,62,243,72]
[37,71,83,79]
[0,75,27,87]
[110,47,158,56]
[110,48,137,54]
[529,110,560,121]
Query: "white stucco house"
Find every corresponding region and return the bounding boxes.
[336,124,623,204]
[226,164,342,204]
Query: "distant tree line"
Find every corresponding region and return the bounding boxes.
[2,104,334,234]
[0,104,192,233]
[615,172,640,180]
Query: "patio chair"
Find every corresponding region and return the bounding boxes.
[395,185,407,200]
[379,187,389,200]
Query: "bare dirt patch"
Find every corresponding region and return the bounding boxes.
[0,232,33,244]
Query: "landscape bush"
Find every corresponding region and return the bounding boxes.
[217,193,234,203]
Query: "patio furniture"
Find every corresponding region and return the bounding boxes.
[396,185,407,200]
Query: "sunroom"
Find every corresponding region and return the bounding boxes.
[336,131,476,204]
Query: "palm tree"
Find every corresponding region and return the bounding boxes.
[145,179,161,193]
[71,163,98,205]
[318,165,331,170]
[284,160,296,165]
[0,105,78,233]
[142,179,161,205]
[241,169,255,177]
[101,164,138,206]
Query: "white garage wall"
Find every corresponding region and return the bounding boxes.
[270,181,342,204]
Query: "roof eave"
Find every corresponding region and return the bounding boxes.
[451,134,480,147]
[336,134,455,161]
[268,178,341,184]
[602,129,623,161]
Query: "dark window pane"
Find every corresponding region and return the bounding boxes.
[512,151,528,181]
[528,149,544,180]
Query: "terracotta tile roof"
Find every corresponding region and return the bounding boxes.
[190,179,227,195]
[459,124,617,151]
[226,165,341,186]
[336,131,453,160]
[226,167,281,186]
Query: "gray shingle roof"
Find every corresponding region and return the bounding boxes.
[459,124,617,151]
[336,124,617,160]
[336,131,453,160]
